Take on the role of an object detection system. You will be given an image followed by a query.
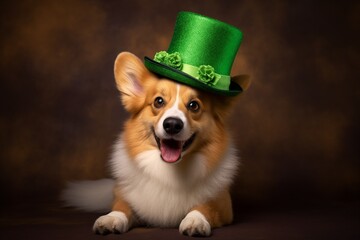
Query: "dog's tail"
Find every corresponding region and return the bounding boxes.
[61,178,115,213]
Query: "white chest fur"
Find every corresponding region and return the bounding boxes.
[109,136,239,227]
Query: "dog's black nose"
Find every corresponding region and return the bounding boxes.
[163,117,184,135]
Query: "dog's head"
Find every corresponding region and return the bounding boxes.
[114,52,250,164]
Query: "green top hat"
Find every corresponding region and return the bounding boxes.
[144,11,243,96]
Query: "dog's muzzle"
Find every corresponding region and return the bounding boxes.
[153,120,196,163]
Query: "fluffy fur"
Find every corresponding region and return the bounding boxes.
[62,52,250,237]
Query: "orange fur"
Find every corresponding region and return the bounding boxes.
[192,190,233,227]
[113,52,239,229]
[112,185,133,222]
[64,51,250,236]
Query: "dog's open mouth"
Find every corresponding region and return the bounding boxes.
[153,131,196,163]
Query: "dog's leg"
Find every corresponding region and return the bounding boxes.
[179,190,233,237]
[93,189,133,234]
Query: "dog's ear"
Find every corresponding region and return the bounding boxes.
[114,52,150,113]
[210,75,251,122]
[232,74,251,92]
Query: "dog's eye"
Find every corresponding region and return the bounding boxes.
[187,100,200,112]
[154,97,165,108]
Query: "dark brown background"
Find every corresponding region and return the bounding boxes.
[0,0,359,210]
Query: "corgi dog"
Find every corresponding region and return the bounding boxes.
[63,52,250,237]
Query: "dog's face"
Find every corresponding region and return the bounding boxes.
[147,79,210,163]
[113,52,249,164]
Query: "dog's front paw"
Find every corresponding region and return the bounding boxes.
[179,210,211,237]
[93,211,129,234]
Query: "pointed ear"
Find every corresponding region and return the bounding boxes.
[232,74,251,92]
[114,52,150,113]
[209,75,251,121]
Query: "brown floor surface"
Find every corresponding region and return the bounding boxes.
[1,202,359,240]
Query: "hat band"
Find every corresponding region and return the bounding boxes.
[154,51,230,90]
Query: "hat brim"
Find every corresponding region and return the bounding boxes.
[144,57,242,96]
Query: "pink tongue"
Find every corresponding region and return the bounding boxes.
[160,139,182,163]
